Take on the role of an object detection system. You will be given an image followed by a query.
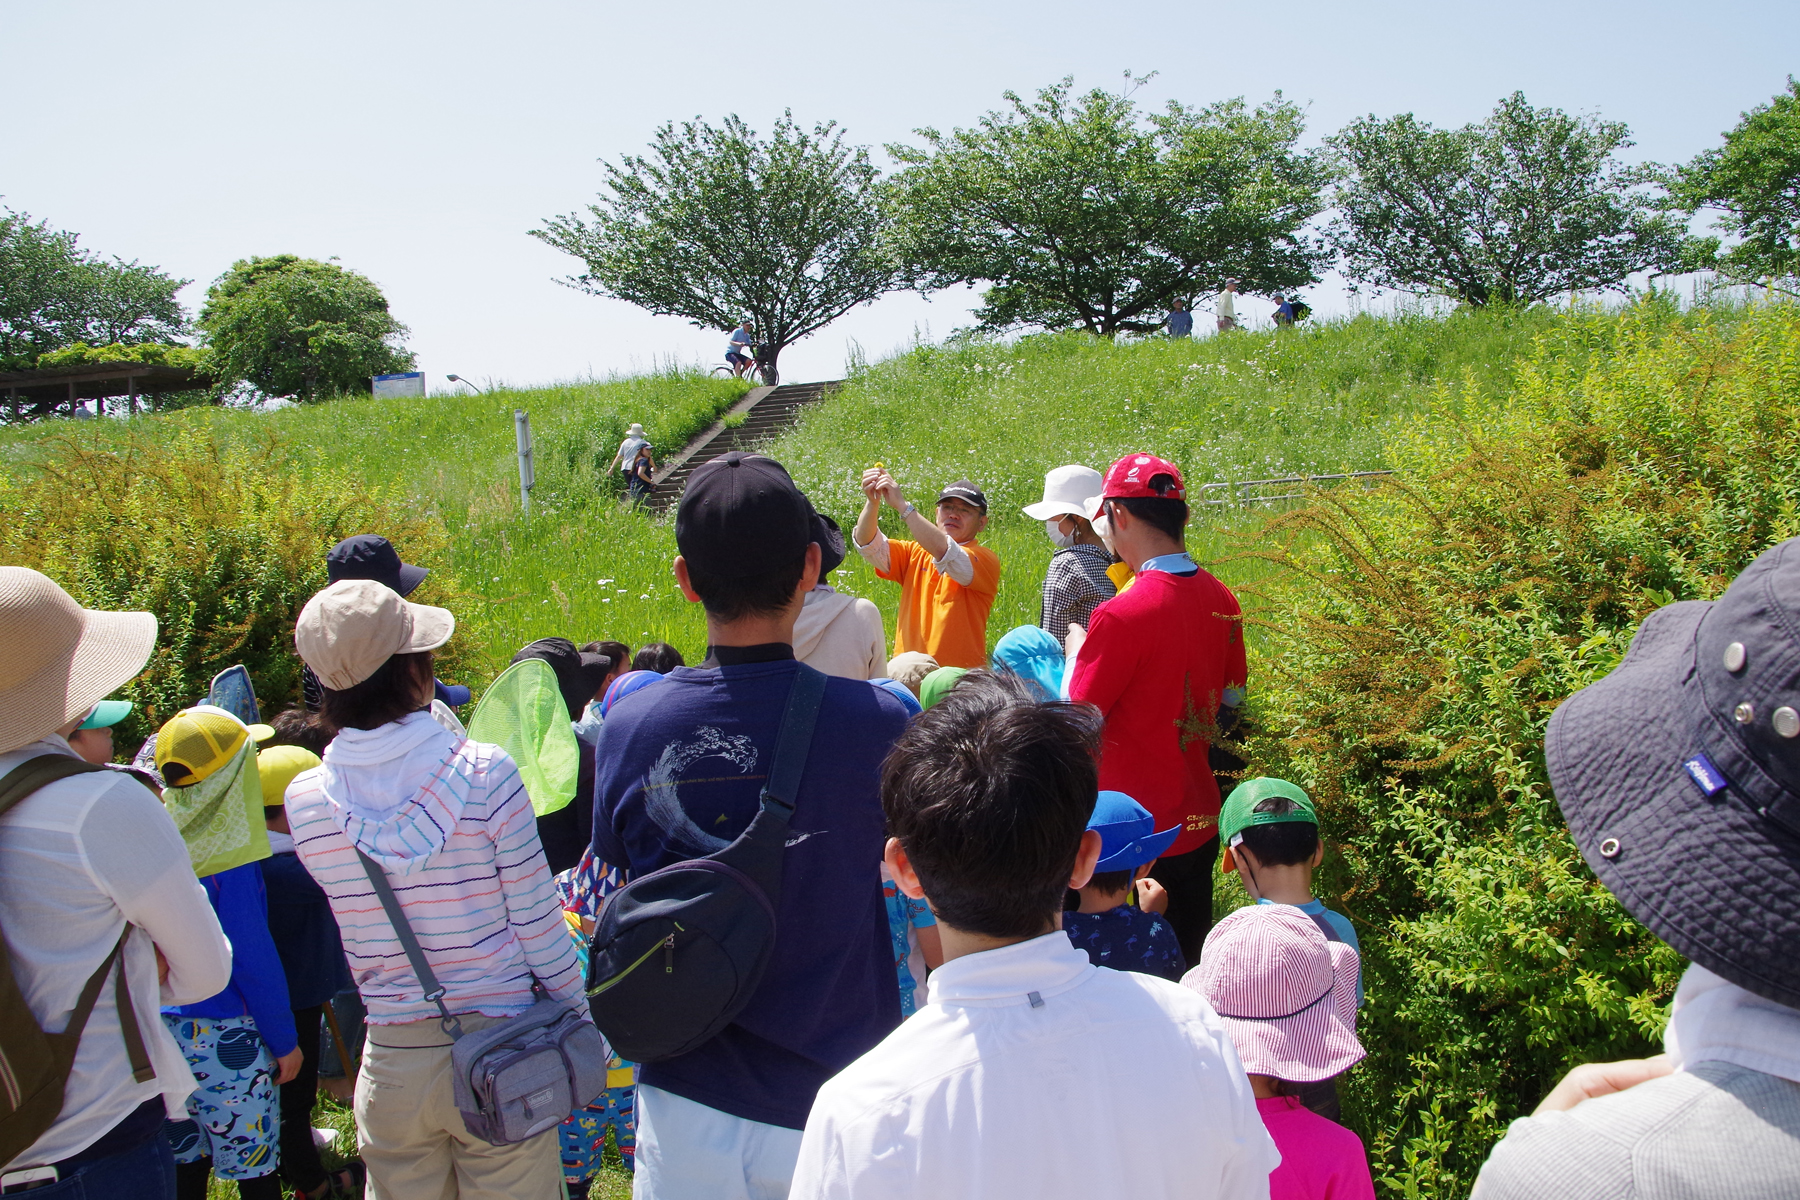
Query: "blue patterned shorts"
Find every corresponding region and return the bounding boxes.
[161,1014,280,1180]
[558,1057,636,1181]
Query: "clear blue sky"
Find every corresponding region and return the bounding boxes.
[4,0,1794,388]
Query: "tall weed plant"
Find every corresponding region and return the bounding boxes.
[1238,296,1797,1196]
[0,431,475,749]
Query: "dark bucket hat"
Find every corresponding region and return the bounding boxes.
[1546,536,1800,1009]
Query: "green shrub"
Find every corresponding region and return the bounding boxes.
[0,430,480,751]
[36,341,215,374]
[1238,295,1799,1196]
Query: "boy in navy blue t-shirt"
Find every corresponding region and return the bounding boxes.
[590,452,909,1197]
[1062,790,1187,981]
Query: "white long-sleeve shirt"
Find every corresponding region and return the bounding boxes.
[0,738,232,1170]
[852,526,974,587]
[791,932,1278,1200]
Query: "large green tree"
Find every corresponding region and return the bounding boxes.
[198,255,414,401]
[886,78,1330,335]
[1672,79,1800,293]
[1328,93,1684,307]
[534,112,898,382]
[0,207,188,370]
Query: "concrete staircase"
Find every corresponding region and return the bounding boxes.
[649,380,841,509]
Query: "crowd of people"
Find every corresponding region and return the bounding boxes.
[2,442,1796,1199]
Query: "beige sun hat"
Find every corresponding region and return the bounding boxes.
[295,578,455,690]
[1022,465,1104,523]
[0,567,158,754]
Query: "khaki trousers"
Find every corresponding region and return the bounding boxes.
[355,1014,563,1200]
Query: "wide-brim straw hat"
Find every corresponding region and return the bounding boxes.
[0,567,157,754]
[1186,903,1365,1082]
[1547,535,1800,1009]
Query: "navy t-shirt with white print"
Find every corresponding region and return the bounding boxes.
[590,649,909,1130]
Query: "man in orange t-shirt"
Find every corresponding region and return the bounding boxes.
[852,468,1001,669]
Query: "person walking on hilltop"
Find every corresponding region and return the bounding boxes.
[854,468,1000,670]
[1066,454,1246,966]
[1164,298,1194,339]
[1216,279,1241,332]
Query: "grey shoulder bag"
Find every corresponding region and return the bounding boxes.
[357,850,608,1144]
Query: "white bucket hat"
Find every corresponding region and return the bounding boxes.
[0,567,158,754]
[627,423,645,436]
[1022,465,1104,523]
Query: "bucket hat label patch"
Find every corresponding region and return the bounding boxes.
[1684,753,1730,798]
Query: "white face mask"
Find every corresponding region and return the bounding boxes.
[1044,518,1077,549]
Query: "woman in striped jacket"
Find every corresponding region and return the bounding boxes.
[286,579,584,1199]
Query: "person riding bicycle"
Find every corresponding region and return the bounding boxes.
[726,319,757,378]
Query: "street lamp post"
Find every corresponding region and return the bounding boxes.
[446,374,482,393]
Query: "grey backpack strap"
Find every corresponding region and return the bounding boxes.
[757,666,827,821]
[356,850,464,1038]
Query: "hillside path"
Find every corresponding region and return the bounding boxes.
[648,380,841,510]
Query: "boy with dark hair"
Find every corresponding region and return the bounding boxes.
[1068,453,1247,966]
[1062,790,1186,981]
[1219,779,1361,998]
[631,641,685,674]
[591,451,910,1200]
[790,672,1275,1200]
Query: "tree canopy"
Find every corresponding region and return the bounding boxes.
[198,255,413,401]
[885,78,1330,336]
[0,207,188,370]
[534,112,899,379]
[1328,93,1684,307]
[1673,78,1800,292]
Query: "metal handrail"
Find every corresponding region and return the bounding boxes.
[1196,469,1394,507]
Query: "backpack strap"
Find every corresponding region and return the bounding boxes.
[0,756,156,1084]
[355,850,464,1039]
[757,666,827,821]
[0,755,110,818]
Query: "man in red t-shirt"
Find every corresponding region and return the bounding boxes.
[1067,454,1246,963]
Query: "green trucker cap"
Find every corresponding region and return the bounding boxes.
[78,699,133,730]
[1218,777,1318,847]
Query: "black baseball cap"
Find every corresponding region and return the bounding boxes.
[813,511,846,578]
[936,480,987,514]
[326,535,428,597]
[676,453,813,579]
[512,637,613,721]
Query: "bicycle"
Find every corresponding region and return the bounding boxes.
[711,342,779,387]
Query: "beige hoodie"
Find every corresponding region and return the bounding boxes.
[793,587,887,680]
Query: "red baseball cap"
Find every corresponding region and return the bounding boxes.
[1091,453,1185,518]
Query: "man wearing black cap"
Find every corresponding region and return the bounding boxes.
[852,467,1001,669]
[589,452,910,1199]
[301,535,472,713]
[1475,536,1800,1198]
[792,512,887,679]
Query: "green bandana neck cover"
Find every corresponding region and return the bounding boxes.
[467,657,580,816]
[164,736,272,878]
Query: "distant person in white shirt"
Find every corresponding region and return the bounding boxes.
[790,671,1277,1200]
[1217,279,1240,332]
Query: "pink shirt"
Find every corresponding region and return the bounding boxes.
[1259,1096,1376,1200]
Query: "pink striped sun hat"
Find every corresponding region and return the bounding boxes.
[1184,904,1365,1082]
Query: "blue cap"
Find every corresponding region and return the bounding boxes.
[1089,790,1181,872]
[79,700,133,730]
[435,679,472,708]
[869,677,923,717]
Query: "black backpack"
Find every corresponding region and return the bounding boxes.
[585,665,825,1063]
